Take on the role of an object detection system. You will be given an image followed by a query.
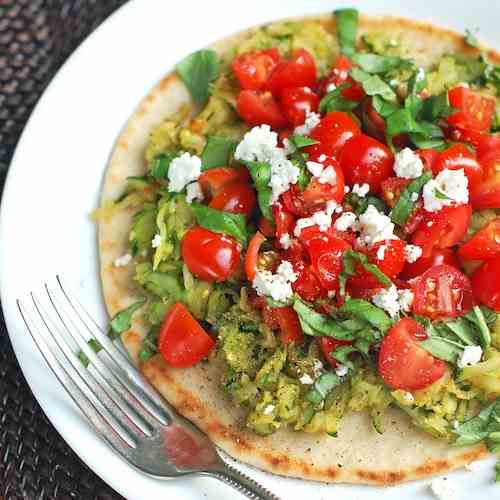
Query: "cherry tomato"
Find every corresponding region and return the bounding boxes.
[412,264,473,319]
[317,54,364,101]
[244,231,266,282]
[274,306,303,343]
[447,86,496,132]
[307,111,361,158]
[231,48,280,90]
[401,248,459,280]
[318,336,352,368]
[251,296,280,330]
[291,261,326,302]
[416,148,440,172]
[280,86,319,126]
[459,217,500,261]
[281,183,307,217]
[236,90,289,129]
[471,256,500,311]
[471,148,500,209]
[339,134,394,192]
[380,177,411,208]
[378,318,446,391]
[432,144,483,190]
[403,202,426,235]
[477,134,500,161]
[182,227,240,282]
[412,204,472,258]
[209,182,256,218]
[272,202,296,243]
[266,49,317,96]
[258,216,275,237]
[158,303,215,368]
[198,167,250,198]
[444,125,485,149]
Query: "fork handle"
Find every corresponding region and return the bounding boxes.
[208,465,280,500]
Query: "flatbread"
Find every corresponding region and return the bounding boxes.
[98,14,496,485]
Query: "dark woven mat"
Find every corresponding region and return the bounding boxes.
[0,1,129,498]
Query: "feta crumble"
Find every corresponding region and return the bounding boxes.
[398,289,414,312]
[282,138,296,156]
[335,364,349,377]
[457,345,483,368]
[306,161,324,177]
[185,181,204,204]
[294,201,338,236]
[326,83,337,93]
[352,183,370,197]
[252,260,298,302]
[168,152,202,192]
[334,211,357,232]
[430,477,456,500]
[317,166,337,184]
[377,244,387,261]
[151,234,162,249]
[358,205,396,247]
[411,192,419,202]
[393,147,424,179]
[405,244,423,263]
[279,233,292,250]
[423,168,469,212]
[299,373,315,385]
[113,253,132,267]
[403,392,415,403]
[268,152,301,204]
[294,110,321,136]
[234,124,278,163]
[372,285,401,318]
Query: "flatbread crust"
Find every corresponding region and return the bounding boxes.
[98,15,497,485]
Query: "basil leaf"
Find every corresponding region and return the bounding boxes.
[420,92,455,121]
[245,161,274,222]
[351,68,397,102]
[352,53,413,74]
[306,372,341,405]
[372,95,399,118]
[343,250,392,288]
[420,337,463,363]
[443,317,477,346]
[345,193,388,216]
[339,298,392,332]
[176,49,219,103]
[191,203,248,245]
[110,299,147,336]
[78,339,102,367]
[201,136,235,170]
[470,305,491,348]
[332,345,358,369]
[256,189,273,223]
[407,68,427,96]
[334,8,358,57]
[386,108,419,137]
[453,401,500,447]
[319,83,358,114]
[289,151,312,192]
[150,152,178,179]
[391,171,433,226]
[465,29,479,48]
[139,325,160,362]
[289,135,319,148]
[408,135,448,151]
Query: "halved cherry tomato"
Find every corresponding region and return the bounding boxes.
[471,256,500,311]
[209,182,256,218]
[236,90,289,129]
[307,111,361,158]
[444,125,485,149]
[459,217,500,261]
[412,264,473,319]
[258,217,275,237]
[182,227,240,282]
[401,248,459,280]
[272,203,296,243]
[274,306,303,343]
[318,336,353,368]
[244,231,266,281]
[266,49,317,96]
[158,303,215,368]
[280,86,319,126]
[339,134,394,192]
[412,204,472,258]
[198,167,249,198]
[378,318,446,390]
[380,177,411,208]
[416,148,440,172]
[432,144,483,190]
[291,261,326,302]
[447,86,496,133]
[231,48,280,90]
[477,134,500,161]
[471,148,500,209]
[317,54,364,101]
[281,183,307,217]
[403,202,426,235]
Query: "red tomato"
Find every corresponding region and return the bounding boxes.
[182,227,240,282]
[199,167,250,198]
[209,182,256,218]
[231,48,280,90]
[477,134,500,161]
[471,148,500,209]
[459,218,500,261]
[318,336,352,368]
[274,306,303,343]
[307,111,361,158]
[432,144,483,190]
[251,296,280,330]
[291,261,326,302]
[272,203,296,243]
[401,248,459,280]
[444,125,485,149]
[471,256,500,311]
[403,202,426,235]
[380,177,411,208]
[244,231,266,281]
[412,264,473,319]
[317,54,364,101]
[416,148,440,172]
[339,134,394,192]
[412,204,472,258]
[378,318,446,391]
[236,90,289,129]
[158,303,215,368]
[281,184,307,217]
[266,49,317,96]
[258,216,275,237]
[447,86,496,132]
[280,86,319,126]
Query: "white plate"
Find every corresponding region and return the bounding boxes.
[1,0,499,498]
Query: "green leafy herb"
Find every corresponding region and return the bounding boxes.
[78,339,102,367]
[334,8,358,57]
[332,345,358,369]
[306,372,341,405]
[139,325,160,362]
[385,108,419,137]
[288,135,319,148]
[150,152,178,179]
[176,49,219,103]
[352,53,413,74]
[245,161,274,222]
[339,298,392,332]
[201,136,236,170]
[464,29,479,48]
[319,83,358,113]
[495,461,500,482]
[351,68,397,102]
[419,336,464,363]
[391,171,433,226]
[110,299,147,338]
[466,305,491,348]
[345,192,387,216]
[420,92,455,121]
[372,95,399,118]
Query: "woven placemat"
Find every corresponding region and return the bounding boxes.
[0,1,129,498]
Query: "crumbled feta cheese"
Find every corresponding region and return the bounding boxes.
[352,183,370,197]
[326,83,337,93]
[430,477,456,500]
[427,221,434,227]
[276,260,298,283]
[334,212,357,232]
[393,147,424,179]
[252,260,298,302]
[282,138,296,156]
[464,460,482,472]
[317,165,337,184]
[306,161,324,177]
[335,364,349,377]
[294,110,321,136]
[294,201,338,236]
[398,289,414,312]
[318,154,327,162]
[411,192,419,202]
[299,373,315,385]
[263,404,275,415]
[416,67,426,81]
[344,185,350,194]
[113,253,132,267]
[358,205,396,247]
[234,124,278,162]
[279,233,292,250]
[405,244,423,263]
[451,420,460,430]
[403,392,415,403]
[334,206,343,214]
[377,244,387,261]
[268,152,301,203]
[151,234,162,249]
[372,285,401,318]
[185,181,204,204]
[457,345,483,368]
[168,152,202,192]
[423,168,469,212]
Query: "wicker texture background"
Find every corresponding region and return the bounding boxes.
[1,1,128,498]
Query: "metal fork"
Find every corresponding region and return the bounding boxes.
[17,277,279,500]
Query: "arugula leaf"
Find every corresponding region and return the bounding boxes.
[176,49,219,103]
[288,135,318,148]
[191,203,248,245]
[334,8,358,57]
[351,68,397,102]
[465,29,479,48]
[245,161,274,221]
[110,299,147,337]
[391,171,432,226]
[150,152,178,179]
[372,95,399,118]
[201,136,235,170]
[352,53,413,74]
[319,83,358,113]
[340,298,392,332]
[306,372,341,405]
